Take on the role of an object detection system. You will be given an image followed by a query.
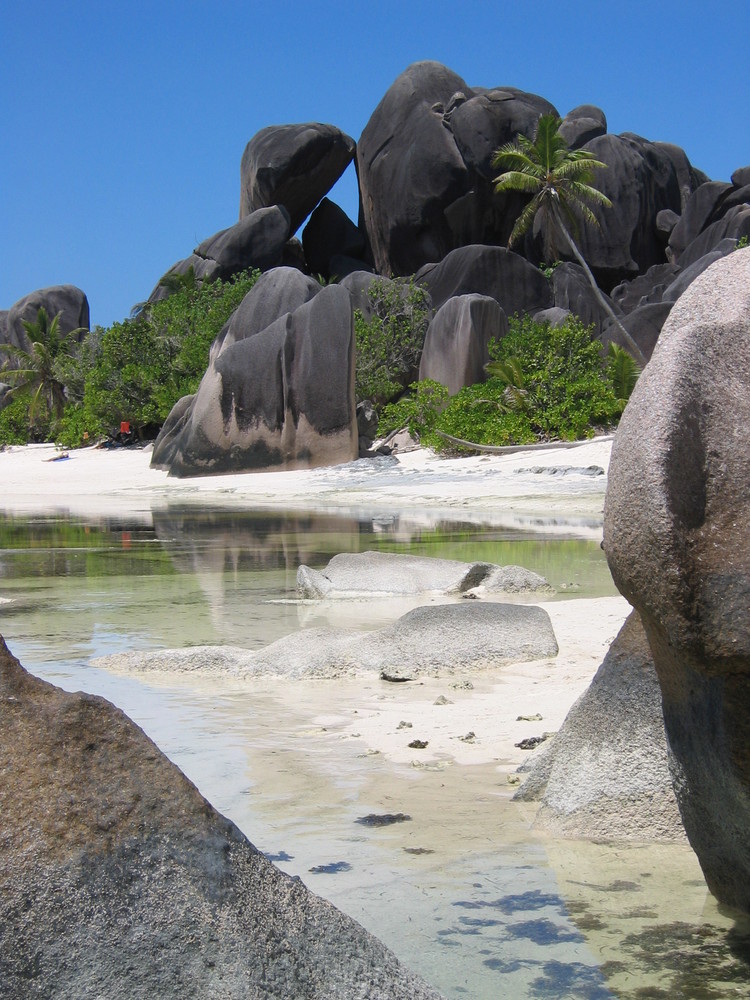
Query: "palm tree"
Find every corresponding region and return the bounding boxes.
[0,307,84,427]
[493,114,648,367]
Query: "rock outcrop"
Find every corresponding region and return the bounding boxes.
[297,550,552,599]
[418,293,506,395]
[152,283,357,476]
[516,612,684,842]
[95,602,558,682]
[240,123,356,232]
[4,285,89,353]
[603,247,750,912]
[0,636,443,999]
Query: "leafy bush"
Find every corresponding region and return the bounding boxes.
[378,379,449,437]
[428,314,624,450]
[354,277,431,406]
[0,396,45,445]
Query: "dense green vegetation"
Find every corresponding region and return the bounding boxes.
[353,277,431,406]
[380,314,634,451]
[0,269,259,447]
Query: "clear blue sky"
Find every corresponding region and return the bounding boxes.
[2,1,748,329]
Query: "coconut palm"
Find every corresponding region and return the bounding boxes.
[0,307,84,426]
[493,114,648,366]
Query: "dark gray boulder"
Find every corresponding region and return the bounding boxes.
[0,637,443,1000]
[6,285,89,353]
[152,284,357,477]
[210,266,322,361]
[239,123,356,232]
[656,208,680,242]
[194,206,291,281]
[551,262,615,334]
[575,133,691,288]
[610,263,682,314]
[667,181,733,259]
[731,165,750,188]
[146,254,222,305]
[558,104,607,149]
[356,61,473,276]
[418,293,506,395]
[601,301,673,360]
[661,248,734,303]
[416,245,553,315]
[603,247,750,913]
[676,205,750,269]
[516,612,685,843]
[302,198,366,278]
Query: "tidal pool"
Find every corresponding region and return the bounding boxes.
[1,507,748,999]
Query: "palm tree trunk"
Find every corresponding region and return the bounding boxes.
[553,208,649,368]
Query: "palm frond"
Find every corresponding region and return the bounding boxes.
[507,195,543,246]
[493,170,542,195]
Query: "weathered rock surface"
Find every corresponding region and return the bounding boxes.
[151,284,357,476]
[240,123,356,232]
[516,612,684,842]
[418,293,506,395]
[193,205,291,281]
[603,247,750,912]
[302,198,366,279]
[297,550,552,599]
[0,637,442,999]
[417,245,553,315]
[558,104,607,150]
[4,285,89,353]
[601,301,673,360]
[96,603,558,682]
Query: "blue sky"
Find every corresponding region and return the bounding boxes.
[2,1,748,329]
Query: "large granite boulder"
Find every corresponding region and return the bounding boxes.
[5,285,89,353]
[97,603,558,682]
[0,637,442,999]
[193,205,291,282]
[297,550,551,599]
[558,104,607,150]
[416,245,553,315]
[302,198,366,278]
[152,284,357,476]
[516,612,684,842]
[603,247,750,912]
[575,133,697,289]
[239,123,356,232]
[551,262,615,334]
[418,293,506,395]
[600,301,673,361]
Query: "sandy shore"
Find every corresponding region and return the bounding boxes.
[0,437,613,531]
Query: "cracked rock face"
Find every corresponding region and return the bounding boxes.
[603,248,750,913]
[0,636,443,1000]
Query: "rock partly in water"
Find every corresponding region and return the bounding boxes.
[297,550,553,599]
[95,602,558,683]
[515,612,685,843]
[603,247,750,913]
[0,636,443,1000]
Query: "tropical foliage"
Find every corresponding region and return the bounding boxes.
[493,113,647,366]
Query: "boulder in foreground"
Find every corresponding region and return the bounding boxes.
[0,636,443,999]
[604,247,750,912]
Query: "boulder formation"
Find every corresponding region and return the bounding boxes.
[516,612,684,842]
[4,285,89,354]
[0,636,443,999]
[603,247,750,912]
[152,283,357,476]
[418,294,506,395]
[240,123,356,232]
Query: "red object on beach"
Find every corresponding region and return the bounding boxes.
[120,421,130,434]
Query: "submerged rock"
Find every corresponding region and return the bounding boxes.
[0,636,443,999]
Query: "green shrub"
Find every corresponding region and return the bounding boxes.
[379,379,450,437]
[0,396,48,445]
[354,277,431,406]
[431,314,622,451]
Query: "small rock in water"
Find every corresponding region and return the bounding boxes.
[308,861,353,874]
[397,720,413,729]
[516,713,543,722]
[515,735,549,750]
[408,739,429,749]
[434,695,453,706]
[356,813,412,827]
